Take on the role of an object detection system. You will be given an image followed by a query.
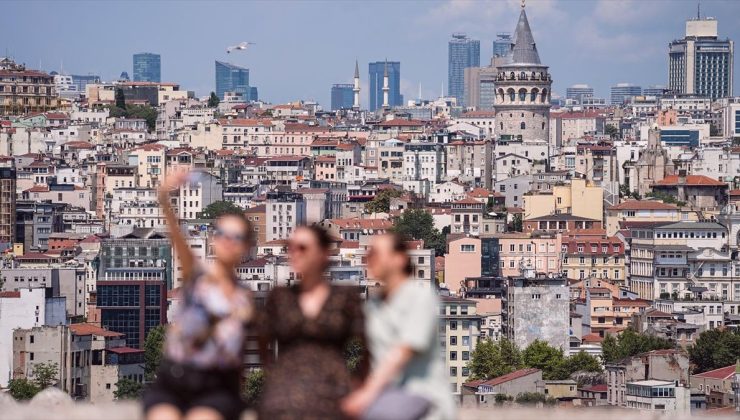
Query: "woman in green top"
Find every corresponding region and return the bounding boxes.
[342,233,456,420]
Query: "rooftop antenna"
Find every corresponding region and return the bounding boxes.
[418,82,421,101]
[697,1,700,19]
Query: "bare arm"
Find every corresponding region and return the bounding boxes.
[359,345,415,396]
[158,170,196,286]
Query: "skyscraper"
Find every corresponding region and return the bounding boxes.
[330,84,354,110]
[448,33,480,105]
[566,84,594,102]
[132,53,161,82]
[610,83,642,105]
[643,85,667,98]
[215,60,250,100]
[493,33,513,58]
[369,61,402,111]
[494,3,552,143]
[668,16,734,99]
[464,66,498,110]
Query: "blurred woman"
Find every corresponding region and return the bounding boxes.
[342,233,456,420]
[144,170,253,420]
[258,225,367,419]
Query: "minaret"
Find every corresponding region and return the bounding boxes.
[382,59,390,109]
[352,60,360,110]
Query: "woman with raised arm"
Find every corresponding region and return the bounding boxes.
[342,233,456,420]
[144,170,254,420]
[257,225,368,419]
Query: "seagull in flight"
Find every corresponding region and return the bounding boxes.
[227,42,255,54]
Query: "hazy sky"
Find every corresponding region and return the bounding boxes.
[3,0,739,107]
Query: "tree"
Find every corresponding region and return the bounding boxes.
[208,92,220,108]
[688,329,740,373]
[243,369,265,406]
[32,362,58,390]
[365,188,402,214]
[508,213,523,232]
[200,200,244,219]
[605,124,619,139]
[7,378,40,400]
[115,88,126,110]
[515,392,555,405]
[522,340,565,380]
[125,105,158,132]
[601,328,675,364]
[393,209,446,256]
[558,351,603,380]
[467,338,522,380]
[113,378,143,400]
[144,325,166,379]
[645,191,685,207]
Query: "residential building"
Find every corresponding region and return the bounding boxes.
[503,273,570,350]
[606,349,690,408]
[265,191,306,241]
[691,364,738,408]
[0,57,59,115]
[523,179,603,221]
[448,33,480,106]
[461,368,542,408]
[605,200,682,236]
[651,174,728,211]
[439,296,482,394]
[561,236,626,284]
[668,17,734,99]
[12,323,144,402]
[132,53,161,83]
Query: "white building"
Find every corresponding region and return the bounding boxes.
[265,191,306,241]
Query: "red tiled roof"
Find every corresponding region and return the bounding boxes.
[64,141,95,149]
[463,368,540,389]
[219,118,272,127]
[692,365,737,380]
[581,384,608,393]
[378,119,424,127]
[0,291,21,298]
[582,333,604,343]
[653,175,726,187]
[69,323,124,337]
[608,200,678,211]
[108,346,144,354]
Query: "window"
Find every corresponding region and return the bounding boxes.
[462,351,470,361]
[450,336,457,345]
[450,321,458,330]
[461,244,475,253]
[449,351,457,361]
[450,367,458,377]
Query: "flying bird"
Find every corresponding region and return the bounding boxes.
[226,42,255,54]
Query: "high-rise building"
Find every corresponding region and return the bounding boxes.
[493,33,513,58]
[610,83,642,105]
[566,84,594,102]
[643,85,667,98]
[448,33,480,106]
[71,74,101,92]
[669,16,734,99]
[215,61,251,100]
[493,3,552,143]
[132,53,161,83]
[369,61,402,111]
[464,66,498,110]
[330,84,354,110]
[0,157,15,251]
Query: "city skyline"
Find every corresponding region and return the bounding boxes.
[2,0,740,108]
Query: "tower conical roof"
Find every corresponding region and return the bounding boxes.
[511,7,541,65]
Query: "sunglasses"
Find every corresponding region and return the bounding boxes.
[213,228,246,243]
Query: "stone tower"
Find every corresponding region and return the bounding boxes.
[494,2,551,143]
[382,60,390,109]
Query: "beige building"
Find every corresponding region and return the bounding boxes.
[12,324,144,402]
[440,296,482,395]
[497,232,562,277]
[605,200,686,236]
[128,143,166,189]
[523,179,603,221]
[0,58,59,115]
[690,364,738,408]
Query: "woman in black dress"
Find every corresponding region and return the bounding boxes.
[258,225,367,420]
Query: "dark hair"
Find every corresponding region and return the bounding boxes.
[300,224,333,251]
[387,232,414,276]
[216,211,255,247]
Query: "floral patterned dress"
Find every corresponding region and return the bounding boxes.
[258,285,365,419]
